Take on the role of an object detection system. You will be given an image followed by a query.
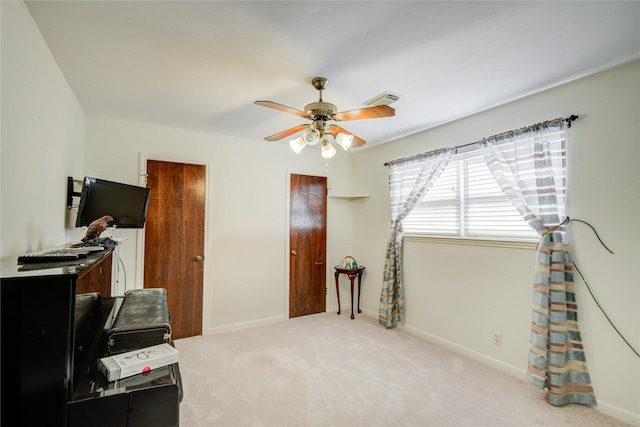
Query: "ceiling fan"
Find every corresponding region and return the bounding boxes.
[255,77,395,158]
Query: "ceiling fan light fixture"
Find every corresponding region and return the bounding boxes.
[335,133,354,150]
[321,139,337,159]
[302,127,320,145]
[289,137,306,154]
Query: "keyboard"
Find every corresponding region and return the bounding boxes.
[17,250,87,264]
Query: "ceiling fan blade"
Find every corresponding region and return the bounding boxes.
[327,125,366,148]
[332,105,395,121]
[254,101,311,119]
[264,124,309,141]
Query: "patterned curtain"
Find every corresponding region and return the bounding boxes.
[379,148,454,328]
[479,119,596,406]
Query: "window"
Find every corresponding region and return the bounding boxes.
[402,149,539,242]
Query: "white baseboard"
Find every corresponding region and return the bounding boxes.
[399,323,526,379]
[595,400,640,426]
[359,307,378,318]
[205,315,285,335]
[204,309,639,426]
[388,318,640,427]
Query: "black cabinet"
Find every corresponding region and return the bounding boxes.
[1,274,75,426]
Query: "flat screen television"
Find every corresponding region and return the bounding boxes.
[75,177,151,229]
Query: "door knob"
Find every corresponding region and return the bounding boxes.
[291,250,297,256]
[315,262,324,265]
[195,255,203,262]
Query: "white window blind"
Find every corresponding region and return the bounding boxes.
[402,149,539,242]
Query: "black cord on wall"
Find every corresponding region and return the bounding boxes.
[568,218,640,358]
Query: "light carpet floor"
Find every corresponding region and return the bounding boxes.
[174,312,629,427]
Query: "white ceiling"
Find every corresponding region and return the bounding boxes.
[25,1,640,150]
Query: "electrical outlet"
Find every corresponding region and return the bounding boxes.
[493,331,502,346]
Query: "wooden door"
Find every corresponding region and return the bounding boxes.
[144,160,205,339]
[289,174,327,318]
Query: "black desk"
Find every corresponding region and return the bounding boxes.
[1,246,181,427]
[67,296,182,427]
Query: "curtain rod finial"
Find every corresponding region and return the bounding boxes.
[565,114,579,128]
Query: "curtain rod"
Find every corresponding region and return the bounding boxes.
[384,115,579,167]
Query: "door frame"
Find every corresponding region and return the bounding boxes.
[137,154,210,327]
[285,169,330,319]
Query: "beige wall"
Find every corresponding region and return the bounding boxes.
[3,0,638,422]
[351,60,640,423]
[1,1,85,255]
[83,116,355,332]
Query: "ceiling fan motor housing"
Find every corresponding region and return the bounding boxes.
[305,101,337,118]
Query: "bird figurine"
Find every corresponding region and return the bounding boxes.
[82,215,113,243]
